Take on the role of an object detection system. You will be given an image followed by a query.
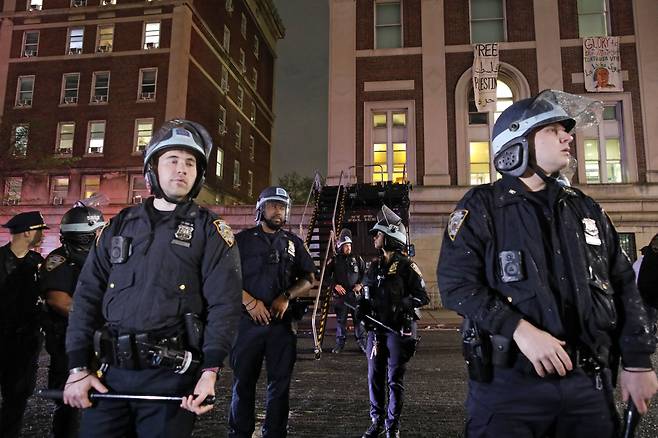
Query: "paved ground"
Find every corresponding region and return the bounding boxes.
[14,314,658,437]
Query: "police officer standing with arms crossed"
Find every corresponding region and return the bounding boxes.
[438,90,658,437]
[228,186,315,438]
[0,211,48,437]
[63,120,242,437]
[40,203,105,437]
[360,206,429,438]
[326,228,367,353]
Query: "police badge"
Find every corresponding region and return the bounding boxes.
[582,218,601,246]
[46,254,66,271]
[447,209,468,241]
[172,221,194,247]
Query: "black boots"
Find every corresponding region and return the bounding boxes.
[362,420,384,438]
[385,425,400,438]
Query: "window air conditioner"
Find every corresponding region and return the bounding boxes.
[132,195,143,204]
[72,0,86,7]
[56,147,72,155]
[97,44,111,52]
[17,99,32,107]
[88,146,103,154]
[23,49,36,57]
[52,196,64,205]
[145,42,159,49]
[63,96,78,104]
[92,95,108,103]
[29,4,42,11]
[4,199,19,205]
[139,92,155,100]
[69,47,82,55]
[101,0,113,6]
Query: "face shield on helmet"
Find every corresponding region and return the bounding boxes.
[491,90,603,177]
[336,228,353,252]
[60,204,105,263]
[255,186,291,225]
[369,205,408,251]
[143,119,214,204]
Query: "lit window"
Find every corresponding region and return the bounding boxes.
[87,121,105,154]
[249,135,255,161]
[139,68,157,100]
[581,103,624,184]
[221,66,229,92]
[233,160,240,188]
[134,119,153,153]
[3,177,23,205]
[81,175,100,199]
[219,105,227,135]
[143,22,160,49]
[216,148,224,179]
[241,13,247,37]
[130,175,149,203]
[373,114,387,128]
[470,0,505,43]
[96,25,114,52]
[235,121,241,149]
[494,81,513,121]
[91,71,110,103]
[56,122,75,155]
[67,27,84,54]
[12,124,29,157]
[16,76,34,107]
[578,0,609,37]
[469,141,491,185]
[61,73,80,104]
[28,0,43,11]
[22,31,39,57]
[50,176,69,204]
[371,110,407,183]
[253,35,259,59]
[247,170,253,197]
[375,1,402,49]
[223,26,230,52]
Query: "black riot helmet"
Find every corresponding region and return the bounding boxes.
[369,205,408,252]
[255,186,291,224]
[60,204,105,263]
[143,119,214,204]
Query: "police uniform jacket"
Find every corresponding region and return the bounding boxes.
[364,252,429,330]
[326,253,365,293]
[40,246,81,334]
[0,243,43,329]
[437,175,656,368]
[236,225,315,309]
[66,198,242,370]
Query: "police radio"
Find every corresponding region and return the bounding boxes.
[499,250,524,283]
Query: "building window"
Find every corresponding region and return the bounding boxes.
[251,68,258,89]
[96,25,114,52]
[61,73,80,105]
[67,27,84,54]
[218,105,227,135]
[225,0,233,13]
[143,22,160,49]
[56,122,75,155]
[134,119,153,153]
[91,71,110,103]
[87,121,105,154]
[375,1,402,49]
[28,0,43,11]
[371,111,407,182]
[250,102,256,123]
[235,122,242,149]
[138,68,157,100]
[253,35,259,59]
[71,0,87,6]
[581,103,624,183]
[239,49,246,72]
[130,175,149,203]
[578,0,609,37]
[50,176,69,204]
[223,26,230,52]
[247,170,253,197]
[469,142,491,185]
[3,177,22,205]
[241,13,247,37]
[470,0,506,43]
[233,160,240,188]
[22,31,39,57]
[12,124,29,157]
[216,147,224,179]
[249,135,255,161]
[81,175,100,199]
[221,66,229,92]
[16,76,35,107]
[237,86,244,109]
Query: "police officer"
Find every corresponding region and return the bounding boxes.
[63,119,243,437]
[228,186,315,438]
[0,211,48,438]
[637,234,658,329]
[360,206,429,438]
[437,90,658,437]
[40,204,105,437]
[326,228,366,353]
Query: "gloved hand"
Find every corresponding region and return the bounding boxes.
[400,296,415,312]
[354,297,371,323]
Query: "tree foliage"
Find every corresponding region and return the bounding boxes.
[277,172,316,204]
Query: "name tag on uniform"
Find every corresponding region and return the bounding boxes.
[582,218,601,246]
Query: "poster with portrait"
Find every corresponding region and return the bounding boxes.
[472,42,500,112]
[583,36,622,92]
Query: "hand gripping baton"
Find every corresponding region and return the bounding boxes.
[36,389,215,406]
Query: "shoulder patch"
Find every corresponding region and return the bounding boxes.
[410,262,423,278]
[213,219,235,247]
[46,254,66,271]
[447,209,469,241]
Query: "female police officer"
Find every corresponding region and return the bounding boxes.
[62,120,242,438]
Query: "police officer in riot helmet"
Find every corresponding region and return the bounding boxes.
[438,90,658,437]
[229,186,315,438]
[63,119,242,438]
[359,205,429,438]
[326,228,367,353]
[0,211,48,438]
[41,204,105,438]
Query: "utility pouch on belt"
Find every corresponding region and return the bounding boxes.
[490,334,512,367]
[117,334,138,369]
[462,318,493,383]
[94,327,117,365]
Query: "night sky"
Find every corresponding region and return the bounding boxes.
[271,0,329,183]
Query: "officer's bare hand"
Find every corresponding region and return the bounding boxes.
[513,319,573,377]
[620,368,658,414]
[271,294,289,319]
[353,284,363,293]
[63,371,108,409]
[247,299,271,325]
[334,284,346,295]
[181,370,216,415]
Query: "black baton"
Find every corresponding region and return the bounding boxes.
[621,400,640,438]
[344,302,397,334]
[36,389,216,406]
